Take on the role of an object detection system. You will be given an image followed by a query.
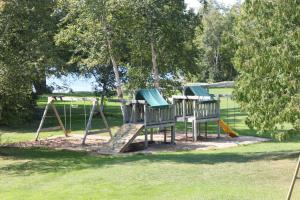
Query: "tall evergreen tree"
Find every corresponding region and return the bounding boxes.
[234,1,300,132]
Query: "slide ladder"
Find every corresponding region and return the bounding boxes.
[218,119,239,137]
[104,123,144,154]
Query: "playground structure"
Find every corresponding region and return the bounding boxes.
[107,89,176,153]
[35,96,111,145]
[35,84,238,153]
[172,86,221,141]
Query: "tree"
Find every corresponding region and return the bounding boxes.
[86,64,126,111]
[193,1,238,82]
[0,0,58,125]
[55,0,129,100]
[233,1,300,133]
[128,0,198,88]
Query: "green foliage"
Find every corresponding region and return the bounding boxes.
[233,1,300,132]
[0,0,57,125]
[193,2,238,82]
[127,0,198,87]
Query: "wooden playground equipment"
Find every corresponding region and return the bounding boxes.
[172,86,221,141]
[35,83,238,154]
[35,96,112,145]
[286,154,300,200]
[107,89,176,153]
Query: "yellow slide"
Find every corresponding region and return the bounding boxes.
[218,120,239,137]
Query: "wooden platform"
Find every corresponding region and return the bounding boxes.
[176,116,220,123]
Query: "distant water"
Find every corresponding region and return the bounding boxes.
[47,75,96,93]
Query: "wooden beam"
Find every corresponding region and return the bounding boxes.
[35,102,51,141]
[87,129,110,135]
[82,99,112,145]
[51,103,67,137]
[40,126,61,132]
[287,155,300,200]
[82,101,97,144]
[97,101,112,138]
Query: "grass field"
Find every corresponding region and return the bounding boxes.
[0,88,300,200]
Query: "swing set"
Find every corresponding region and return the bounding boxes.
[35,96,112,145]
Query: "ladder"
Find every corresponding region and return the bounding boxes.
[287,154,300,200]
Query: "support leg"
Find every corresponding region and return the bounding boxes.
[171,125,175,144]
[145,128,148,148]
[185,120,187,141]
[164,128,167,143]
[217,120,221,138]
[192,121,194,141]
[97,101,112,138]
[82,102,97,145]
[205,122,208,138]
[35,103,51,141]
[150,128,153,142]
[193,120,198,142]
[287,155,300,200]
[198,122,201,138]
[52,104,67,137]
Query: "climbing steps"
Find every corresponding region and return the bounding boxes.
[98,123,144,154]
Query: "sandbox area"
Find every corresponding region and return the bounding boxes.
[3,132,270,155]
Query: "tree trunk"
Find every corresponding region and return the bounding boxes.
[151,41,160,88]
[33,74,47,95]
[107,38,123,99]
[100,92,105,112]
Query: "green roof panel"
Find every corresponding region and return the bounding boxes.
[135,89,169,108]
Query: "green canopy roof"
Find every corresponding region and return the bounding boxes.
[184,86,216,102]
[184,86,210,96]
[135,89,169,108]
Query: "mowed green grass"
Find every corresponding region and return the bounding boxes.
[0,88,300,200]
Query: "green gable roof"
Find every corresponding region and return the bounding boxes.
[184,86,210,96]
[135,89,169,108]
[184,86,216,102]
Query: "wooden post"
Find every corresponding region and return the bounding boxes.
[198,122,201,138]
[185,121,188,141]
[133,103,137,123]
[287,155,300,200]
[171,125,175,144]
[144,104,148,148]
[217,120,221,138]
[82,101,97,145]
[205,122,208,138]
[51,103,67,137]
[193,121,198,142]
[35,100,51,141]
[193,101,197,142]
[217,97,221,138]
[150,128,153,141]
[96,99,112,138]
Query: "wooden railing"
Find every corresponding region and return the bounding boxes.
[172,96,220,120]
[123,100,175,126]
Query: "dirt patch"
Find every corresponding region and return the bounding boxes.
[2,132,270,155]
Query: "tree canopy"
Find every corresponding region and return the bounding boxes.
[0,0,58,125]
[233,1,300,133]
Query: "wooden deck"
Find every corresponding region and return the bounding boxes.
[122,100,176,148]
[172,95,221,141]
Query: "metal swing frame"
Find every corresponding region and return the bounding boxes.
[35,96,112,145]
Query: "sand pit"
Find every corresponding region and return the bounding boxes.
[3,132,270,155]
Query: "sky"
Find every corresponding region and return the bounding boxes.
[186,0,239,10]
[48,0,239,93]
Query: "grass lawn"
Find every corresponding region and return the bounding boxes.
[0,88,300,200]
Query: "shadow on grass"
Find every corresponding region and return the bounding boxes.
[1,144,300,176]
